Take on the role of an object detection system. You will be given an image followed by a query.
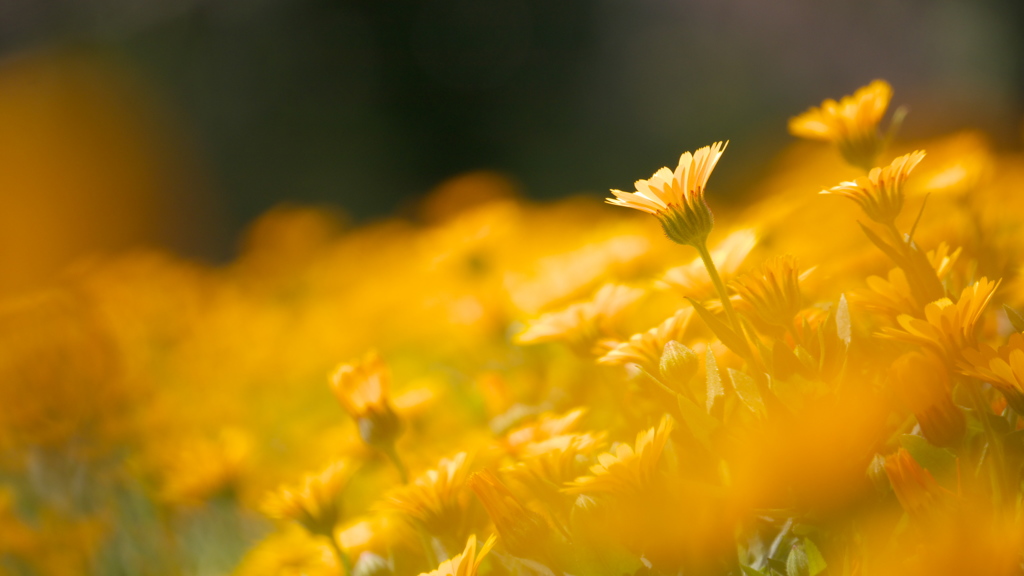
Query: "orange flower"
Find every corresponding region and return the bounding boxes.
[730,255,806,329]
[884,449,951,519]
[467,470,553,561]
[789,79,894,169]
[822,151,926,225]
[597,308,692,371]
[606,142,727,247]
[959,332,1024,412]
[565,415,674,497]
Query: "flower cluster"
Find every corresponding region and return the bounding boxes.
[2,81,1024,576]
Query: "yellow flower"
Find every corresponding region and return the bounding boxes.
[514,283,644,355]
[234,525,340,576]
[467,469,552,561]
[418,533,497,576]
[501,432,606,514]
[565,414,674,497]
[789,79,894,169]
[889,351,964,447]
[822,151,926,225]
[880,277,1000,360]
[260,461,352,537]
[503,408,588,455]
[382,452,475,537]
[606,142,727,247]
[597,308,693,371]
[158,428,252,506]
[730,255,806,329]
[329,350,402,447]
[852,243,961,319]
[959,332,1024,412]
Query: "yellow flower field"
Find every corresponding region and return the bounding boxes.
[2,80,1024,575]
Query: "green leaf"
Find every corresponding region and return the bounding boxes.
[898,434,957,488]
[729,368,766,417]
[677,394,720,452]
[705,349,723,413]
[685,297,748,357]
[803,538,827,576]
[836,294,851,346]
[786,543,809,576]
[741,566,768,576]
[1004,304,1024,333]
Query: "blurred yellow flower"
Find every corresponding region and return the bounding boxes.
[822,150,926,225]
[419,533,497,576]
[606,142,726,247]
[889,351,964,447]
[960,332,1024,412]
[657,229,757,299]
[565,414,674,497]
[158,427,252,506]
[467,469,552,561]
[789,79,894,169]
[598,308,692,371]
[261,460,352,537]
[383,452,475,538]
[514,283,644,354]
[329,351,402,447]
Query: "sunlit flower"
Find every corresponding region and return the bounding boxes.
[234,525,339,576]
[329,351,402,447]
[597,308,693,372]
[503,409,588,455]
[822,151,926,225]
[501,432,606,515]
[261,461,353,537]
[565,415,674,497]
[889,351,964,447]
[959,332,1024,413]
[606,142,727,247]
[881,278,1000,360]
[789,79,894,169]
[852,243,961,318]
[514,283,644,354]
[730,255,806,329]
[382,452,475,538]
[419,533,497,576]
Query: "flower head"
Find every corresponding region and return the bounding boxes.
[822,151,926,225]
[382,452,475,537]
[959,332,1024,413]
[329,351,402,447]
[730,255,806,329]
[565,414,674,497]
[514,283,644,355]
[606,142,727,247]
[884,448,952,519]
[789,80,894,169]
[260,461,352,537]
[418,533,497,576]
[468,469,553,561]
[597,308,692,372]
[881,278,1000,361]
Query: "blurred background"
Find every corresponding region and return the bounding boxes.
[0,0,1021,293]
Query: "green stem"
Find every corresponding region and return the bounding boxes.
[695,240,743,338]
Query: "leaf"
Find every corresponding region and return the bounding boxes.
[786,543,809,576]
[677,394,720,452]
[685,297,748,357]
[1005,304,1024,333]
[899,434,957,488]
[729,368,766,417]
[858,221,905,265]
[836,294,851,346]
[740,566,768,576]
[705,349,723,413]
[803,538,827,576]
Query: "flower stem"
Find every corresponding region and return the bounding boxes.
[382,442,409,484]
[695,240,743,338]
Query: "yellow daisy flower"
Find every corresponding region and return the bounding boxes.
[597,308,693,372]
[514,283,644,355]
[260,461,352,538]
[418,534,497,576]
[822,150,926,225]
[880,277,1000,360]
[959,332,1024,412]
[382,452,475,538]
[467,469,552,561]
[606,142,727,247]
[789,79,894,169]
[564,414,674,497]
[730,255,807,329]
